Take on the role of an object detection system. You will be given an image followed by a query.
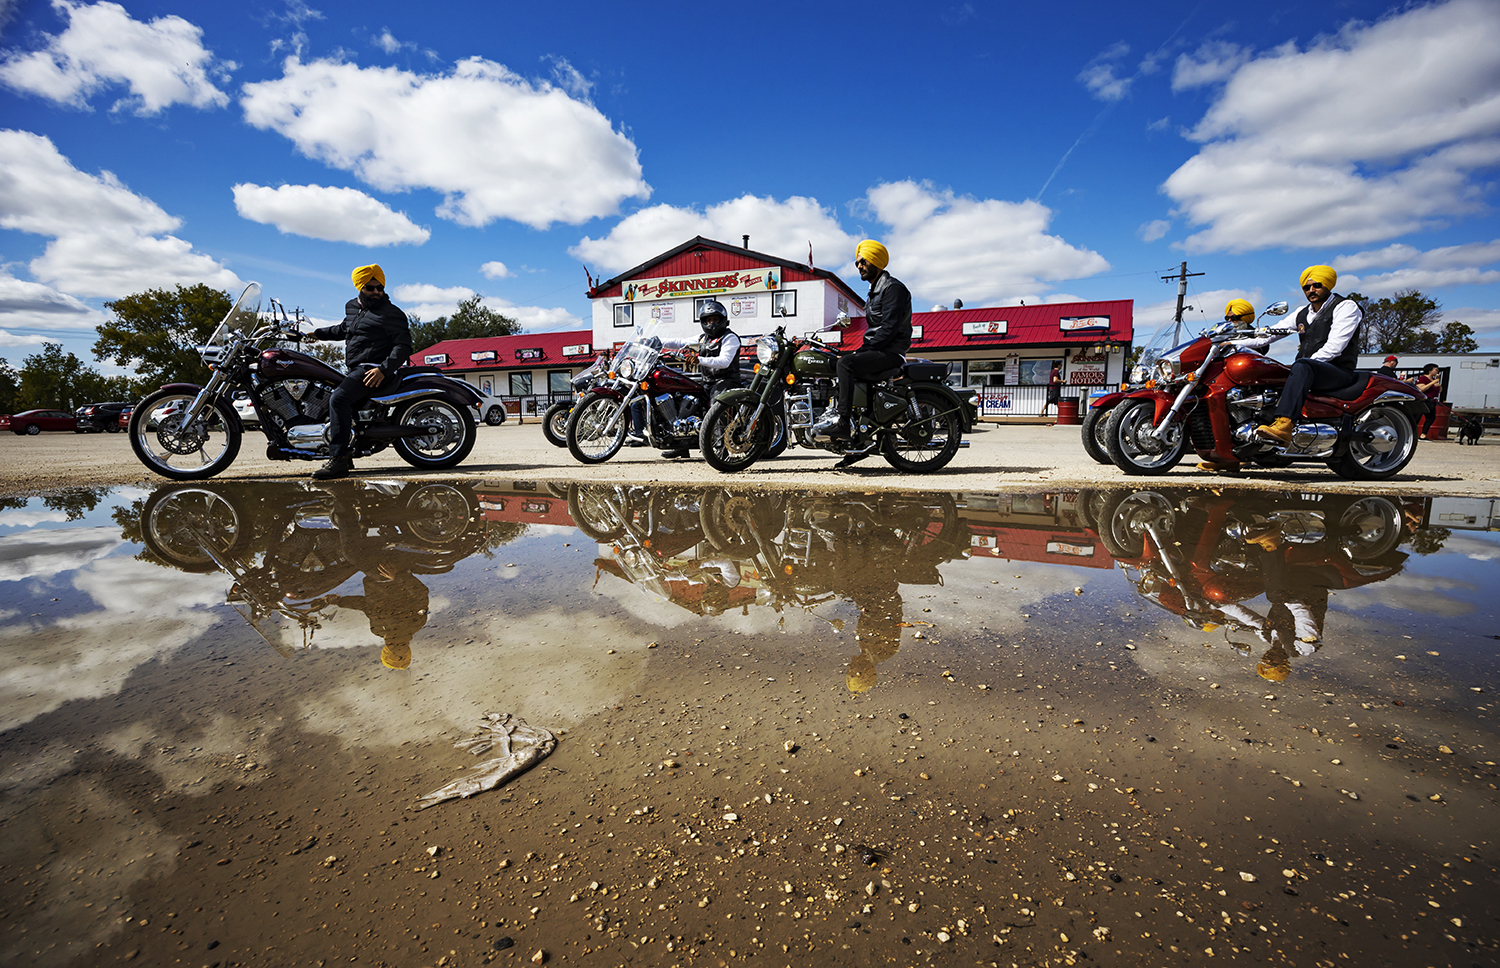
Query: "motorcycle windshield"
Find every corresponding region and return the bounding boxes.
[1136,317,1196,369]
[610,325,663,382]
[206,282,262,347]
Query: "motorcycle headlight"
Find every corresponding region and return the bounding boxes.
[1155,358,1178,382]
[756,335,779,364]
[618,358,637,381]
[1130,363,1151,385]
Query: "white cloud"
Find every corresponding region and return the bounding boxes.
[570,193,855,273]
[1332,238,1500,294]
[0,129,238,298]
[1171,41,1251,90]
[1138,219,1171,242]
[862,180,1110,306]
[390,282,473,306]
[1078,41,1132,101]
[1331,243,1422,273]
[480,261,511,279]
[231,182,429,245]
[1165,0,1500,253]
[374,29,402,55]
[0,268,104,331]
[0,0,230,114]
[1446,306,1500,345]
[241,55,650,229]
[389,284,581,332]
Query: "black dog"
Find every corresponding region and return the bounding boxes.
[1457,415,1484,445]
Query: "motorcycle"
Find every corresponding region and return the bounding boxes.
[1104,302,1429,479]
[1080,318,1186,466]
[541,353,608,448]
[697,320,973,474]
[128,283,483,480]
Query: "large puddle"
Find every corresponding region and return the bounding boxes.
[1,480,1495,966]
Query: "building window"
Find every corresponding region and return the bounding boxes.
[613,303,632,328]
[548,370,571,394]
[967,360,1008,387]
[772,290,797,318]
[509,372,533,396]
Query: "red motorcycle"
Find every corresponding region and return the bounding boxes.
[565,333,711,463]
[1103,302,1429,480]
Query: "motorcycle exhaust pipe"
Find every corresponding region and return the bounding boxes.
[363,424,440,439]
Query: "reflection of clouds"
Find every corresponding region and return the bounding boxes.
[1435,533,1500,562]
[0,556,223,732]
[0,508,70,528]
[1336,572,1477,617]
[932,557,1105,632]
[0,525,123,581]
[101,712,275,795]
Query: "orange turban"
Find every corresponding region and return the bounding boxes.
[352,264,386,290]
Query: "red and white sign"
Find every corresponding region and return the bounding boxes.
[563,343,592,357]
[1060,315,1109,331]
[622,268,780,303]
[1068,349,1107,385]
[962,320,1008,336]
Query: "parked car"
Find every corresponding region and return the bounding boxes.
[232,391,260,430]
[75,401,132,433]
[117,405,134,429]
[2,409,79,435]
[472,391,508,426]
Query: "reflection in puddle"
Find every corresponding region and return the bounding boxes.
[0,479,1494,967]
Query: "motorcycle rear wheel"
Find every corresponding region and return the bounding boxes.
[393,398,477,469]
[882,387,962,473]
[129,388,241,480]
[700,399,767,473]
[1331,405,1418,481]
[1098,490,1176,559]
[566,391,627,464]
[1081,404,1114,464]
[541,400,571,447]
[1104,399,1186,475]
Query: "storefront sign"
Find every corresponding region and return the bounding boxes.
[1060,315,1109,331]
[1068,349,1107,385]
[910,325,924,341]
[563,343,592,357]
[729,295,757,318]
[424,353,449,365]
[470,350,497,363]
[515,348,543,362]
[1004,356,1020,384]
[962,320,1008,336]
[649,304,675,324]
[622,268,780,303]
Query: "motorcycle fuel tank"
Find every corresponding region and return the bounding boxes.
[791,346,838,379]
[260,348,345,383]
[648,367,703,395]
[1224,352,1289,386]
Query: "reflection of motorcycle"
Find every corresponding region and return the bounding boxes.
[1097,488,1409,680]
[129,283,482,480]
[541,354,608,448]
[140,479,487,658]
[1104,303,1429,479]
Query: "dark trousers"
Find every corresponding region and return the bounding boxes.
[1274,359,1356,419]
[836,349,904,413]
[329,366,381,458]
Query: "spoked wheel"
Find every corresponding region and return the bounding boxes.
[1081,403,1114,464]
[567,484,626,541]
[1098,490,1176,559]
[1104,399,1186,475]
[393,398,477,469]
[141,485,249,572]
[566,391,628,464]
[129,389,242,480]
[881,387,962,472]
[405,484,477,544]
[700,399,769,473]
[1332,406,1418,480]
[541,401,571,447]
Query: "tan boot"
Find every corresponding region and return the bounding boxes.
[1196,457,1241,475]
[1243,525,1282,552]
[1255,416,1295,443]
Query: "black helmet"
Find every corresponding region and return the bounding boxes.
[699,300,729,337]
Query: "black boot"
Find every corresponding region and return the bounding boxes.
[828,415,851,440]
[660,449,689,459]
[313,456,353,480]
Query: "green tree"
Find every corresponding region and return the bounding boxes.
[410,295,520,351]
[94,284,233,390]
[1360,289,1443,353]
[1430,320,1478,353]
[0,358,18,414]
[15,344,128,410]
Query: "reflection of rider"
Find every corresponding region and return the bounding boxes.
[661,300,742,459]
[307,264,414,480]
[1231,524,1329,681]
[826,531,905,693]
[1256,265,1363,445]
[324,486,431,669]
[816,240,912,442]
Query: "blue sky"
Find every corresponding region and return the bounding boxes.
[2,0,1499,375]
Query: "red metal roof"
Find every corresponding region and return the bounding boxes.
[588,236,865,309]
[833,299,1133,352]
[409,329,597,373]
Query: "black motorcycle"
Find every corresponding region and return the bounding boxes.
[129,283,483,479]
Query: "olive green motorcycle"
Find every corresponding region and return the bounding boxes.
[698,323,973,474]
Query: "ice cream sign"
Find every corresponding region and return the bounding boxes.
[622,268,780,302]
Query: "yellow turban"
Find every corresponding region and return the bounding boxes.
[352,264,386,290]
[1224,299,1254,322]
[1299,265,1336,291]
[855,240,889,270]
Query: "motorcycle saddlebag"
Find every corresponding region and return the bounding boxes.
[903,361,947,381]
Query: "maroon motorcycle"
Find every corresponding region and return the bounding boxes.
[565,333,711,464]
[129,283,482,480]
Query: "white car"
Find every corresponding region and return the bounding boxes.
[232,392,259,430]
[473,391,508,426]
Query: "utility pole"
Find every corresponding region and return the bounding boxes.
[1160,261,1206,345]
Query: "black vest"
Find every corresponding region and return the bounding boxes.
[699,331,741,385]
[1295,294,1360,370]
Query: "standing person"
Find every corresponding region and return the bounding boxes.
[1042,362,1063,419]
[660,299,742,459]
[1255,265,1363,444]
[305,264,414,480]
[1414,363,1442,435]
[813,239,912,441]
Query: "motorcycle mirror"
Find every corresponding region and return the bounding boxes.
[1263,301,1290,316]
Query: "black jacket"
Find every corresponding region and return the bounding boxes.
[860,271,913,355]
[315,296,413,375]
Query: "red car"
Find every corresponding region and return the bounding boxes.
[2,409,80,435]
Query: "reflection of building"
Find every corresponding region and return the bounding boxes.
[407,330,598,402]
[476,483,574,527]
[958,492,1115,568]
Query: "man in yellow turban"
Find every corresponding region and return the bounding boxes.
[1255,264,1363,444]
[813,239,911,443]
[1194,298,1261,474]
[305,264,413,478]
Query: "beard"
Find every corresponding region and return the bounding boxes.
[359,290,389,309]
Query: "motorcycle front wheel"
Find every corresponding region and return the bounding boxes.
[700,399,769,473]
[1080,404,1114,464]
[1331,405,1418,481]
[541,400,571,447]
[1104,399,1186,475]
[566,391,627,464]
[882,387,962,473]
[129,389,241,480]
[393,398,477,469]
[141,484,249,571]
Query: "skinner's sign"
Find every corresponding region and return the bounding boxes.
[621,268,780,303]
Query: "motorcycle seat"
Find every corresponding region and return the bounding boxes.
[398,365,446,377]
[1321,371,1373,401]
[864,366,904,382]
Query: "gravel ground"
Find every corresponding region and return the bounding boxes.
[4,420,1498,497]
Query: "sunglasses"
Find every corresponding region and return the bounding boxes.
[855,258,870,268]
[1302,282,1325,291]
[361,283,385,291]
